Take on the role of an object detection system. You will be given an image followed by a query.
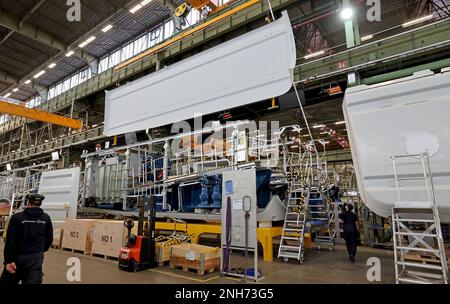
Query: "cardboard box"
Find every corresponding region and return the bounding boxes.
[62,219,97,254]
[91,220,137,258]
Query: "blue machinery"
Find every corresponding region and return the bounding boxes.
[166,169,273,213]
[80,122,288,222]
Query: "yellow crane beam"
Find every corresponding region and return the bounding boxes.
[0,98,82,129]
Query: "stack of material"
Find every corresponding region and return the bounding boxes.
[155,232,195,266]
[170,243,221,275]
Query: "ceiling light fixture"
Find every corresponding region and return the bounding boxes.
[66,51,75,57]
[313,124,325,129]
[335,121,346,125]
[340,7,353,20]
[24,79,31,84]
[102,24,113,32]
[130,4,142,13]
[141,0,152,5]
[4,93,11,98]
[12,88,19,92]
[361,34,373,41]
[304,50,325,60]
[33,70,46,78]
[48,63,56,68]
[402,15,434,27]
[79,36,96,48]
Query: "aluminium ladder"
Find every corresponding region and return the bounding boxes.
[391,153,449,284]
[278,181,307,263]
[309,187,335,251]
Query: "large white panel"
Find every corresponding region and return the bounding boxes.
[221,169,257,250]
[343,69,450,221]
[104,11,296,136]
[38,167,80,220]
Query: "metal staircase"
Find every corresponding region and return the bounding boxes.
[309,187,335,251]
[278,181,307,263]
[391,153,449,284]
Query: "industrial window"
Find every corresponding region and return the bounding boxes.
[134,35,148,55]
[99,57,109,73]
[164,20,174,40]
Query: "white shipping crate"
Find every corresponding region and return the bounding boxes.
[62,219,97,254]
[91,220,137,258]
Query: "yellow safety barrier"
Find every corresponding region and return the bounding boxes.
[154,222,313,262]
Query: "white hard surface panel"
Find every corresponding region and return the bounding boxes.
[104,11,296,136]
[38,167,80,220]
[221,169,257,250]
[343,69,450,221]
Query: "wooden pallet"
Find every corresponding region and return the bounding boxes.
[170,257,220,276]
[90,252,119,261]
[61,247,91,255]
[404,253,450,268]
[51,243,61,250]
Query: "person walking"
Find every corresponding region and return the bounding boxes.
[0,193,53,284]
[339,203,359,262]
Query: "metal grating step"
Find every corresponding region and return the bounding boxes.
[285,220,304,224]
[280,245,301,251]
[393,218,434,223]
[396,246,440,254]
[278,252,300,259]
[395,232,437,237]
[282,236,301,240]
[396,261,443,270]
[283,228,304,232]
[397,277,433,284]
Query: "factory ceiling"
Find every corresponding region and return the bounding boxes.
[0,0,175,100]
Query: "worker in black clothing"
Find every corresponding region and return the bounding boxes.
[339,203,359,262]
[0,193,53,284]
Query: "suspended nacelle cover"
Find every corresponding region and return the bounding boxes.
[343,69,450,221]
[38,167,80,221]
[104,11,296,136]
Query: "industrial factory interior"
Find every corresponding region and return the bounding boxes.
[0,0,450,291]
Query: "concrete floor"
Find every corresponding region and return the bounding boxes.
[0,240,395,284]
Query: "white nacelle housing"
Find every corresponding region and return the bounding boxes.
[343,69,450,222]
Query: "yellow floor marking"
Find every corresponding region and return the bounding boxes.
[148,268,220,283]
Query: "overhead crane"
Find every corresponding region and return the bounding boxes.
[0,97,83,129]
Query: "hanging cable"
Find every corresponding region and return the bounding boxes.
[291,78,322,170]
[267,0,275,21]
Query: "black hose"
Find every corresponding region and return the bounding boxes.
[222,196,232,273]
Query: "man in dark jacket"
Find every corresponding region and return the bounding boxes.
[0,193,53,284]
[339,203,359,262]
